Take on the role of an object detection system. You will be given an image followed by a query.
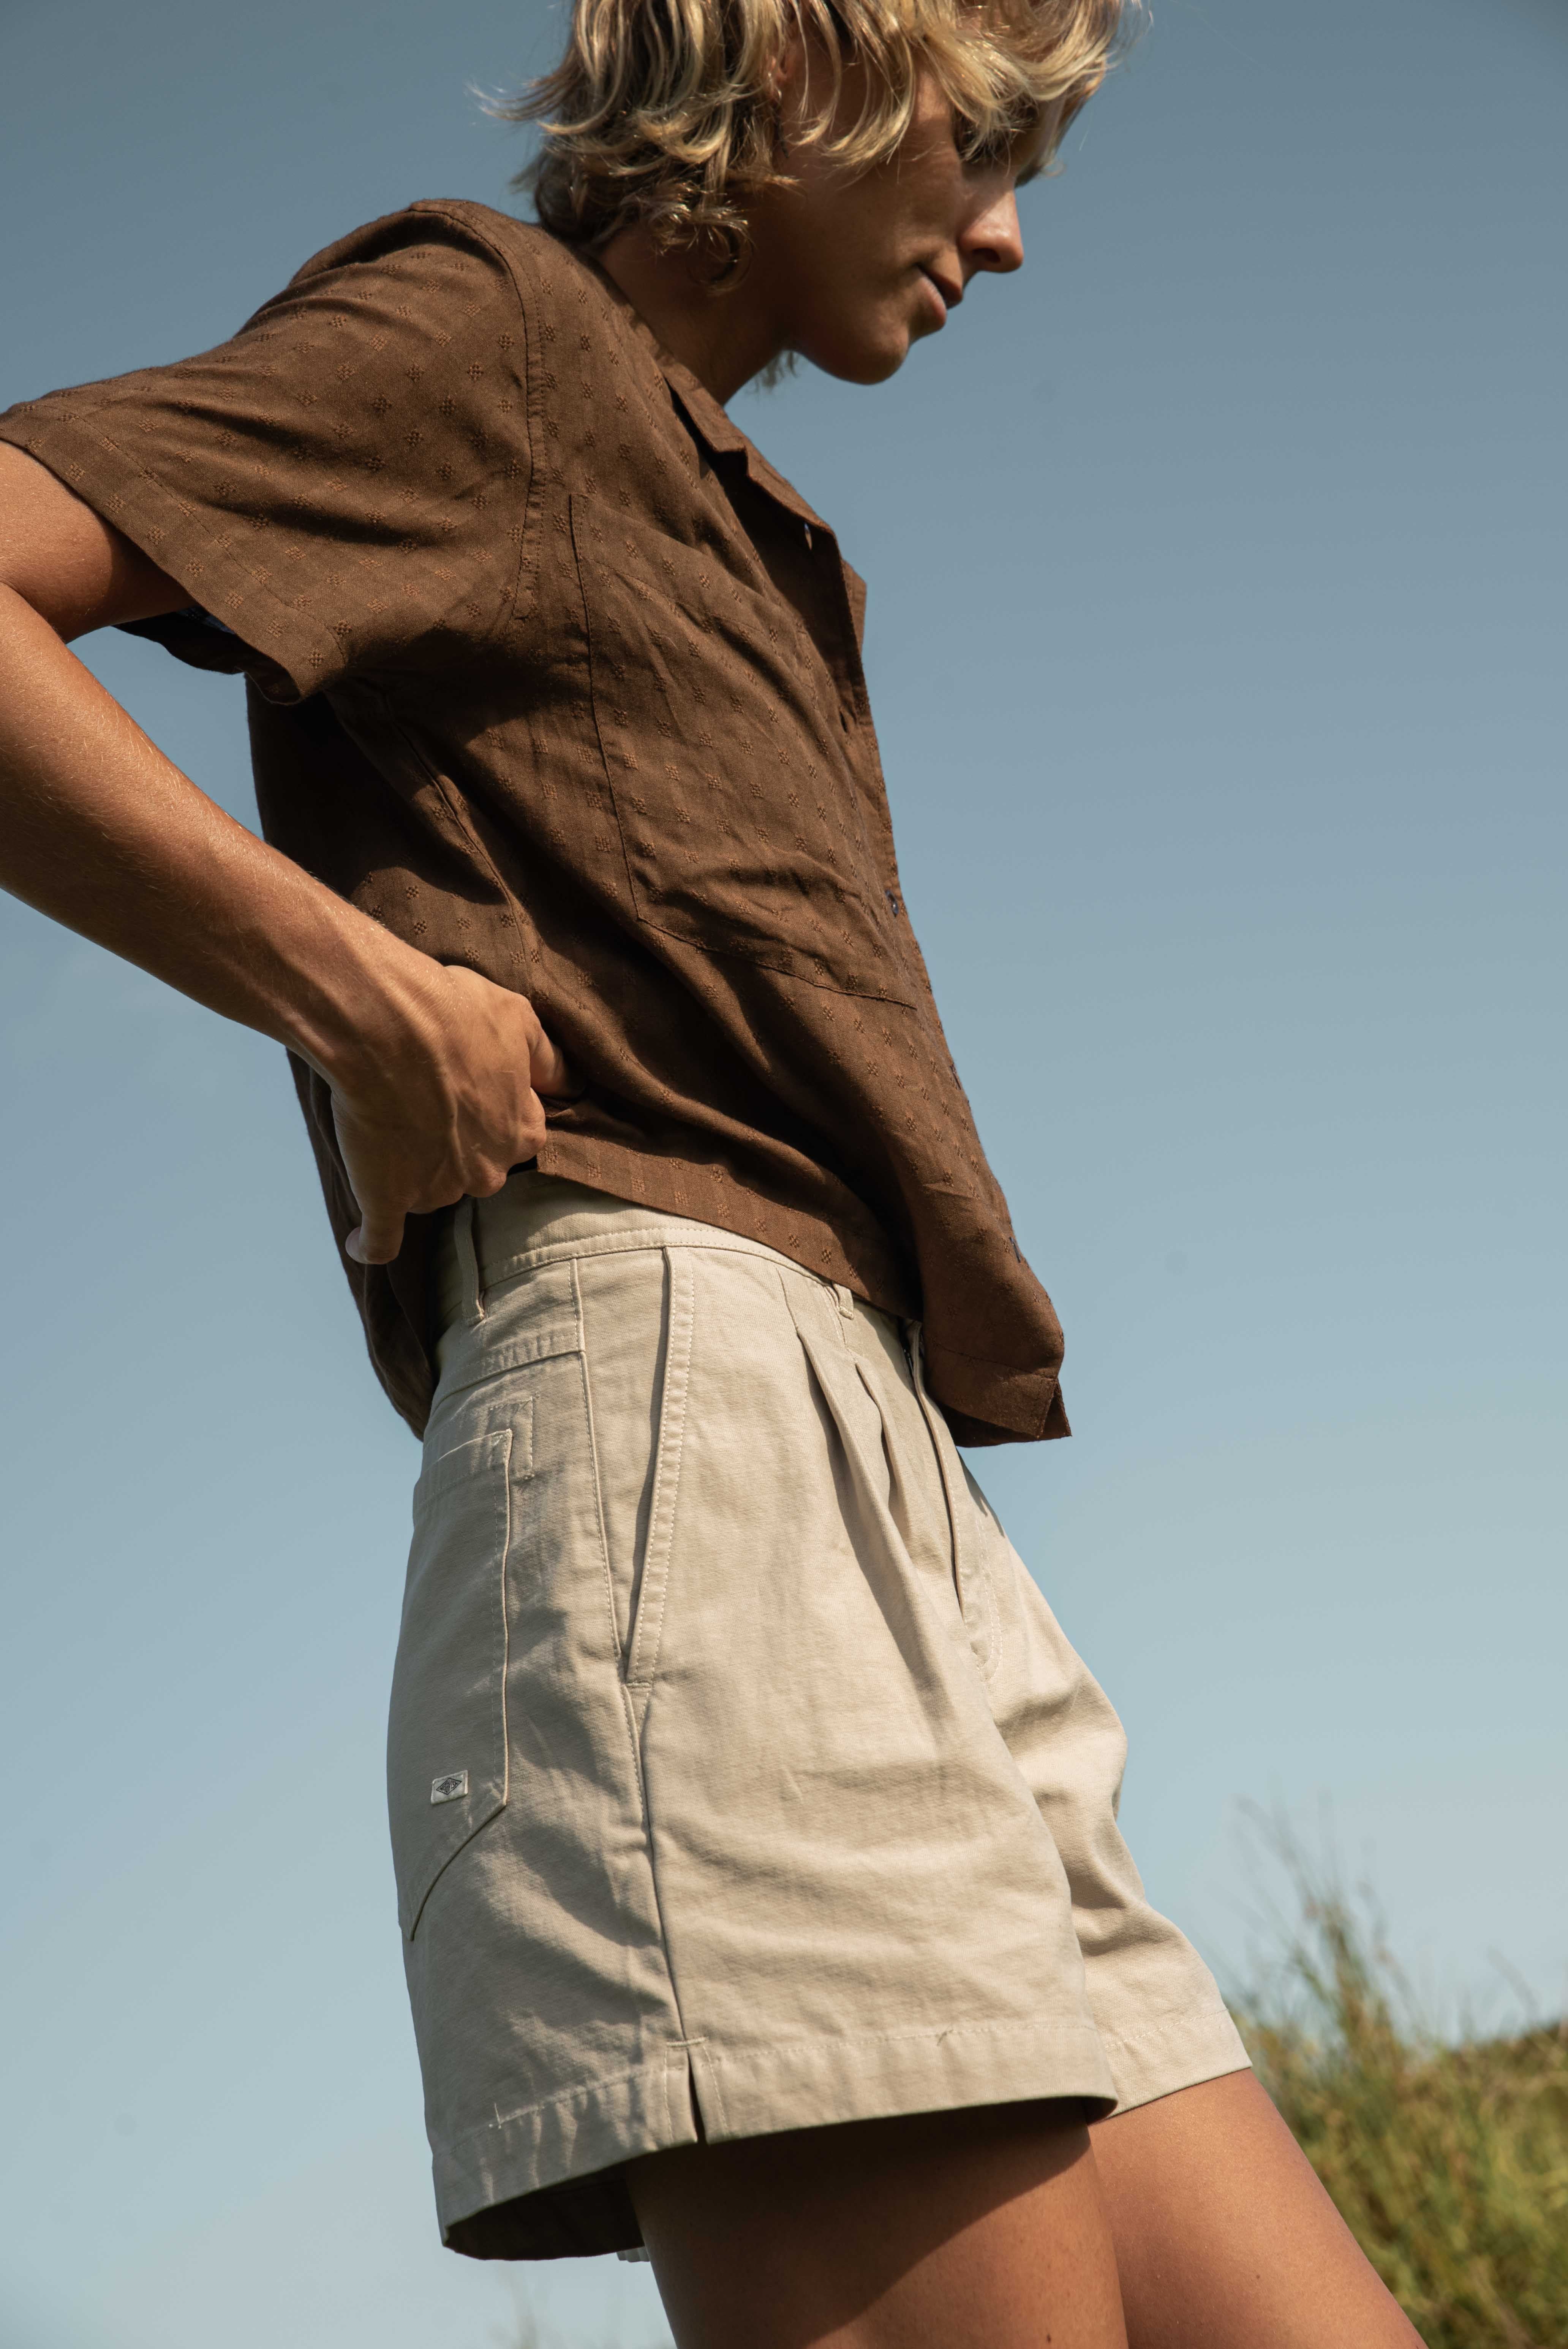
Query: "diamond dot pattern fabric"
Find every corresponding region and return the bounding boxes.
[0,201,1070,1448]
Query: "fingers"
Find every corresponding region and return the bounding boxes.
[330,969,580,1267]
[445,964,577,1103]
[335,1105,528,1267]
[338,1133,416,1265]
[345,1205,407,1268]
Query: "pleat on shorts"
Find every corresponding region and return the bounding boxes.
[389,1173,1248,2259]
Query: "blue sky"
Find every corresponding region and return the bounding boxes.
[2,2,1564,2343]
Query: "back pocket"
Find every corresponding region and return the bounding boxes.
[387,1421,521,1937]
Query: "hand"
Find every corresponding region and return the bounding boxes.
[329,962,576,1266]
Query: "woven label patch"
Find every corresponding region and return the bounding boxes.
[430,1770,469,1806]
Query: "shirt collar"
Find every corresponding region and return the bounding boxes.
[578,249,834,539]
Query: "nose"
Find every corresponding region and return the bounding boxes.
[960,188,1024,278]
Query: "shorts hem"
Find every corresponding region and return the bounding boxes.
[1096,2001,1253,2116]
[691,2014,1117,2143]
[433,2042,699,2253]
[432,2014,1119,2258]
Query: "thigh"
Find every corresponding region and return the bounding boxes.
[629,2102,1129,2349]
[1089,2071,1423,2349]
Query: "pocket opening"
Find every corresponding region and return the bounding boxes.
[387,1420,521,1937]
[623,1249,696,1688]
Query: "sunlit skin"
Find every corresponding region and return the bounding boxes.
[0,41,1429,2342]
[602,48,1055,403]
[0,52,1045,1286]
[605,53,1426,2349]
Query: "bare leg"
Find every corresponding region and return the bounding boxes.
[630,2071,1424,2349]
[1090,2069,1424,2348]
[629,2100,1129,2349]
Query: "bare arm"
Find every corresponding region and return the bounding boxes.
[0,441,570,1264]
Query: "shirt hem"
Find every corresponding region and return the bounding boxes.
[535,1130,919,1323]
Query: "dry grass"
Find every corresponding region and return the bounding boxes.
[1233,1840,1568,2348]
[502,1843,1567,2349]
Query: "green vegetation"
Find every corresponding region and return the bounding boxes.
[504,1844,1566,2348]
[1234,1843,1568,2349]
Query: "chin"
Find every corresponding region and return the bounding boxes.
[799,321,913,387]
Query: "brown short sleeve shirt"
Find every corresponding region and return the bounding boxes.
[0,200,1069,1447]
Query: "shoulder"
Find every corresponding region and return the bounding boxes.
[255,201,605,340]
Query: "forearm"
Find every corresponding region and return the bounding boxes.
[0,581,422,1088]
[0,450,567,1264]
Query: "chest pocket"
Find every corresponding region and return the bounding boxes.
[570,497,914,1005]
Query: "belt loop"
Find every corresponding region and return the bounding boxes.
[454,1195,486,1325]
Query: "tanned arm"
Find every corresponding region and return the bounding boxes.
[0,441,569,1264]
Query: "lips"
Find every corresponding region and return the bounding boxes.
[919,266,964,313]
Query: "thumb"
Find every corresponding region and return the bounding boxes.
[344,1200,407,1266]
[530,1024,579,1103]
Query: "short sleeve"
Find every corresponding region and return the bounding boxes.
[0,202,533,702]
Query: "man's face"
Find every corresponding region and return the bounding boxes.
[749,62,1057,385]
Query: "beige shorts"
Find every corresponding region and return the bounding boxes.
[390,1174,1247,2259]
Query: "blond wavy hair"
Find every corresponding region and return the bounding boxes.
[498,0,1134,264]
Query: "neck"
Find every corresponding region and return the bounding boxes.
[596,224,786,406]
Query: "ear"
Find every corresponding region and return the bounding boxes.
[769,5,841,149]
[768,16,809,109]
